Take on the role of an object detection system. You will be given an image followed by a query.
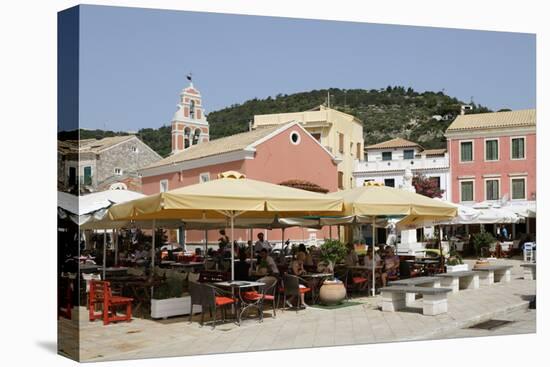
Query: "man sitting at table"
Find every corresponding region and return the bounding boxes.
[257,249,279,276]
[234,251,250,280]
[381,246,400,286]
[254,232,271,255]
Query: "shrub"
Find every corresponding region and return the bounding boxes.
[319,239,347,265]
[472,232,496,256]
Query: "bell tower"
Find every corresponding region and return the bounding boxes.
[171,76,209,154]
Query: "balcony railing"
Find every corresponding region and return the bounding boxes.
[356,156,449,172]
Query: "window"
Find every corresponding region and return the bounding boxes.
[460,181,474,202]
[356,143,362,159]
[511,178,526,200]
[311,133,321,142]
[83,166,92,186]
[160,179,169,193]
[511,137,525,159]
[338,133,344,153]
[338,171,344,189]
[199,172,210,183]
[403,149,414,160]
[384,178,395,187]
[289,131,301,145]
[193,129,201,145]
[485,179,500,200]
[460,141,473,162]
[131,146,138,153]
[68,167,76,186]
[382,151,392,161]
[114,167,122,176]
[485,139,499,161]
[189,100,195,119]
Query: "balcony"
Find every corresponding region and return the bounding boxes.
[355,155,449,173]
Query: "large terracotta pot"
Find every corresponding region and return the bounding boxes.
[319,281,346,306]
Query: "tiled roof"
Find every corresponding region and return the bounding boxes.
[423,148,447,156]
[366,137,421,150]
[446,109,536,132]
[145,125,283,169]
[79,135,136,153]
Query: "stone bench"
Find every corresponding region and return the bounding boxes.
[380,286,452,316]
[520,263,536,280]
[473,265,513,285]
[435,271,479,293]
[388,276,440,304]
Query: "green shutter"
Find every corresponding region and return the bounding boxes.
[485,180,499,200]
[461,142,472,162]
[486,140,498,160]
[512,179,525,199]
[512,138,525,159]
[461,181,473,201]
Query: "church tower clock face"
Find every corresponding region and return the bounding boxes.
[170,77,209,154]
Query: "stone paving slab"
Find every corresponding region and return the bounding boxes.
[59,259,536,362]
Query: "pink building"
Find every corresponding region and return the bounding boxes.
[139,121,340,245]
[446,109,536,238]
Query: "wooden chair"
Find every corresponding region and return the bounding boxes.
[89,280,133,325]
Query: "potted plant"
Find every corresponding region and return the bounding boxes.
[318,239,347,305]
[472,232,496,258]
[151,273,199,319]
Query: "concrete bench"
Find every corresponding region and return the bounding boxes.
[388,276,440,305]
[473,265,513,285]
[520,263,536,280]
[380,286,453,316]
[435,271,479,293]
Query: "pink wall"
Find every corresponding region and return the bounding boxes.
[448,133,536,203]
[142,125,338,243]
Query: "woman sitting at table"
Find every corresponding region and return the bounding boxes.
[365,246,382,284]
[381,246,400,286]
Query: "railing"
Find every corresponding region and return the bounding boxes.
[356,156,448,172]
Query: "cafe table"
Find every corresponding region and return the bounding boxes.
[169,262,205,272]
[300,272,333,303]
[214,280,266,325]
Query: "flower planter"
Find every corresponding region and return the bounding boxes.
[446,264,469,273]
[319,281,346,306]
[151,295,200,319]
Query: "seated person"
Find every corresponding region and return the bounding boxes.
[364,246,382,283]
[291,252,307,276]
[344,242,359,266]
[381,246,400,286]
[234,251,250,281]
[256,249,279,276]
[288,252,308,308]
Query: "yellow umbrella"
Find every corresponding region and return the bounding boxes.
[329,182,457,295]
[106,171,344,279]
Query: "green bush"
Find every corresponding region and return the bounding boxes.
[320,239,347,265]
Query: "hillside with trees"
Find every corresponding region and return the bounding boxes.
[60,87,491,156]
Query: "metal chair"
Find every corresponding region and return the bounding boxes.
[524,243,534,263]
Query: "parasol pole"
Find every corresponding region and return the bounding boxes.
[204,229,208,257]
[102,230,107,280]
[151,219,156,301]
[230,212,235,280]
[372,216,377,296]
[439,225,444,272]
[114,228,118,266]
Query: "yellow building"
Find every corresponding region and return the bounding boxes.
[253,105,364,190]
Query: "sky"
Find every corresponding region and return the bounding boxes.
[69,5,535,132]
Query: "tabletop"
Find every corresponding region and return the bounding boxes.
[214,280,265,288]
[301,272,333,278]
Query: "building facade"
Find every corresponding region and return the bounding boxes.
[170,81,209,154]
[445,109,536,209]
[140,122,340,244]
[353,138,451,201]
[58,135,162,193]
[253,105,364,190]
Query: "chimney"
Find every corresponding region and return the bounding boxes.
[460,105,473,115]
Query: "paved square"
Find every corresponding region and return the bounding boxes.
[58,259,536,362]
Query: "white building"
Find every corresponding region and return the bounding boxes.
[353,137,451,201]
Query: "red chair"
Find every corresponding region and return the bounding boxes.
[89,280,133,325]
[243,276,279,317]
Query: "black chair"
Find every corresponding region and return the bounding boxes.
[188,281,203,324]
[200,284,235,329]
[282,274,310,312]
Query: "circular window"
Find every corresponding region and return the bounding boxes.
[289,131,301,145]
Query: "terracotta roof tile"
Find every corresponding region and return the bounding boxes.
[446,109,536,132]
[366,137,421,150]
